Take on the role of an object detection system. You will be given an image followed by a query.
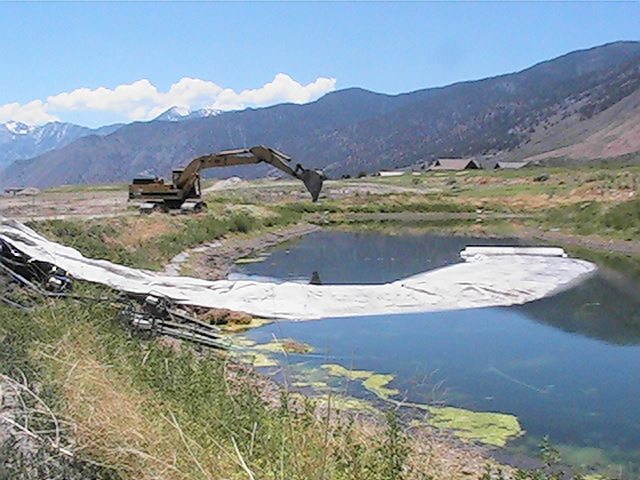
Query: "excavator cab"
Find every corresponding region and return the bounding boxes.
[172,168,201,199]
[172,169,184,185]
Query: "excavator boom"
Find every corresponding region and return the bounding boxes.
[128,145,323,212]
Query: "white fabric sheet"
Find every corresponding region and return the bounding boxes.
[0,218,597,321]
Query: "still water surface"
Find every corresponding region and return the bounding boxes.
[235,230,640,469]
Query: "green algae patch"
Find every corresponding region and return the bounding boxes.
[322,364,373,380]
[425,405,522,447]
[254,338,315,354]
[245,352,279,368]
[230,337,257,348]
[289,366,381,414]
[559,444,610,468]
[284,365,329,386]
[554,444,626,479]
[222,317,273,333]
[322,364,400,400]
[234,255,269,264]
[290,377,333,392]
[328,395,380,415]
[363,374,400,400]
[231,349,279,368]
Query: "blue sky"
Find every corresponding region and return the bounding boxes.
[1,1,638,128]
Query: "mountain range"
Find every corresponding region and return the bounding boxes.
[2,41,640,189]
[0,121,123,170]
[0,105,222,171]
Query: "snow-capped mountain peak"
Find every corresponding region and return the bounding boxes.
[195,107,221,118]
[0,120,123,170]
[162,106,191,120]
[2,121,35,135]
[154,106,221,122]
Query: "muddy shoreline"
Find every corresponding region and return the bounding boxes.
[179,223,322,280]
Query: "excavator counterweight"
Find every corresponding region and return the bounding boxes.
[128,145,323,213]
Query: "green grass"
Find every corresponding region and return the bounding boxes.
[28,219,149,267]
[546,198,640,240]
[44,183,128,193]
[344,198,475,214]
[459,182,573,199]
[28,209,283,271]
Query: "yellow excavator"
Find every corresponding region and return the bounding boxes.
[128,145,324,213]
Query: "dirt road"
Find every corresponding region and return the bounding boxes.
[0,188,131,222]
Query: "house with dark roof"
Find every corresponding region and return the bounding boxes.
[429,158,482,171]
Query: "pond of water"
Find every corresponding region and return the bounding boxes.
[234,230,640,474]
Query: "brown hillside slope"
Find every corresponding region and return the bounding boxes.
[523,89,640,162]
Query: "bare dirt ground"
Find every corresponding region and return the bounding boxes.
[165,223,322,279]
[0,179,423,223]
[0,188,131,222]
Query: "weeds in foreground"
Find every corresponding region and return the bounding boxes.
[0,435,119,480]
[0,286,478,479]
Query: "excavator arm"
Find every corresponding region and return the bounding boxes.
[178,145,323,201]
[129,145,323,213]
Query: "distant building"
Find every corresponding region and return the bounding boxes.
[410,161,429,172]
[494,161,530,170]
[378,170,406,177]
[429,158,482,171]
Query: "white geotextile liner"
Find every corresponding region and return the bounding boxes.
[0,218,597,321]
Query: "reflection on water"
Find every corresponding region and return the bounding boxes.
[237,230,640,471]
[522,270,640,345]
[232,230,530,284]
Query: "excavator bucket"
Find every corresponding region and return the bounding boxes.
[299,169,324,202]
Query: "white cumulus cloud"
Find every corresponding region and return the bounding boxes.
[0,74,337,126]
[0,100,59,125]
[212,73,336,110]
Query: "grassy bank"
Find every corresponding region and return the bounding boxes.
[27,204,302,271]
[544,198,640,241]
[1,283,501,479]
